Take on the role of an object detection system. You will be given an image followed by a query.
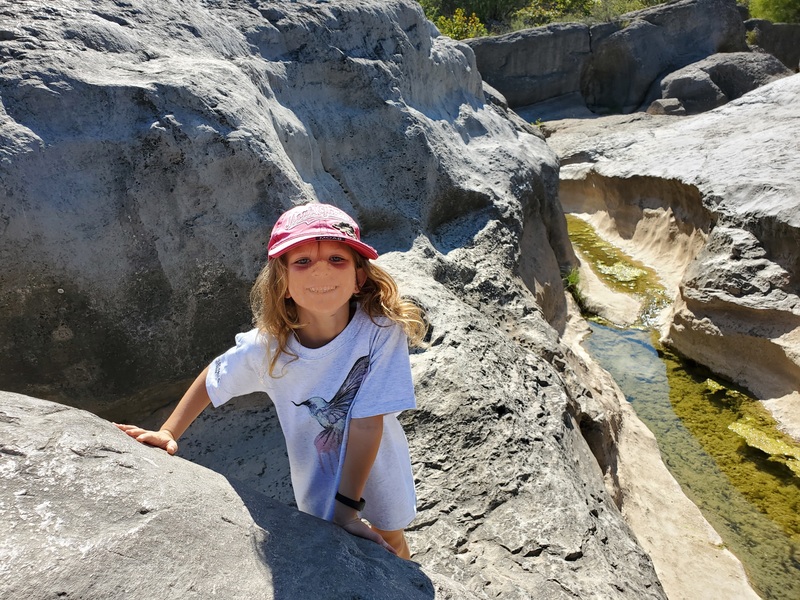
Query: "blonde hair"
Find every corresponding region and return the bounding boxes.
[250,251,427,376]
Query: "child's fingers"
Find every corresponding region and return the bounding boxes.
[341,520,398,555]
[113,423,146,438]
[165,439,179,455]
[113,424,178,454]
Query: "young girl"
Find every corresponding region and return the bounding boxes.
[115,203,426,558]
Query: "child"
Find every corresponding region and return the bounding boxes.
[115,203,426,559]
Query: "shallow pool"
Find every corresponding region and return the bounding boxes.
[583,323,800,600]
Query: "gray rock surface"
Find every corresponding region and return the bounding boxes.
[0,1,668,599]
[581,0,747,113]
[0,391,440,599]
[546,74,800,438]
[465,22,608,108]
[645,51,792,115]
[746,19,800,72]
[468,0,747,115]
[0,0,569,418]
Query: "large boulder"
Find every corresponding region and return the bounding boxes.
[465,22,614,108]
[645,51,793,115]
[0,391,444,599]
[0,0,569,419]
[580,0,748,113]
[746,19,800,72]
[467,0,748,115]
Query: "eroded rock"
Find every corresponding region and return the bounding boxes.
[0,0,568,418]
[746,19,800,72]
[546,74,800,439]
[0,1,667,598]
[0,391,442,599]
[646,51,792,115]
[468,0,748,115]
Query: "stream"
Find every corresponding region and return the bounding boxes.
[569,216,800,600]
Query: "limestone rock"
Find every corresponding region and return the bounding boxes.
[646,52,793,115]
[581,0,748,113]
[468,0,748,115]
[0,1,667,598]
[746,19,800,72]
[546,74,800,438]
[646,97,687,115]
[0,391,445,599]
[465,22,605,108]
[0,0,568,418]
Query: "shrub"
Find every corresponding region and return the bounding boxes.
[512,0,592,28]
[436,7,489,38]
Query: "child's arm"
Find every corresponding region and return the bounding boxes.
[114,366,212,455]
[332,415,397,554]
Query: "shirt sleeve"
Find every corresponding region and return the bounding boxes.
[350,320,416,419]
[205,329,270,407]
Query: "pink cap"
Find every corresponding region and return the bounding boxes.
[267,203,379,260]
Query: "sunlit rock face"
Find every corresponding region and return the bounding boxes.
[467,0,748,114]
[0,1,665,599]
[0,0,567,418]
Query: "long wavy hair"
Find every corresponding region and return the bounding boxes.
[250,250,427,376]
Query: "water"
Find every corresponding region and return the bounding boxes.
[583,323,800,600]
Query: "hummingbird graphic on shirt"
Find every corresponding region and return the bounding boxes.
[293,356,370,473]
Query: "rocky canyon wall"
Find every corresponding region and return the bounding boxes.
[467,0,748,114]
[547,74,800,439]
[0,1,668,598]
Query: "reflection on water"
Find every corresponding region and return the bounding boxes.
[583,323,800,600]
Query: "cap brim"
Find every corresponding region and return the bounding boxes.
[268,235,378,260]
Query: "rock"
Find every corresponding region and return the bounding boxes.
[0,1,768,598]
[465,22,606,108]
[646,97,687,115]
[0,391,444,599]
[546,74,800,439]
[0,1,670,598]
[645,52,793,115]
[581,0,748,113]
[0,0,569,418]
[746,19,800,72]
[468,0,748,115]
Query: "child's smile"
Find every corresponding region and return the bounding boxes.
[285,241,363,335]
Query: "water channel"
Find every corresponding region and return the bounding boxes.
[568,215,800,600]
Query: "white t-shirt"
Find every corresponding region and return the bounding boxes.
[205,305,417,531]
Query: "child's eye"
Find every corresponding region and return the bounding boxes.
[329,255,347,263]
[293,257,311,265]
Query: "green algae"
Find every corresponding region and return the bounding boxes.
[661,349,800,539]
[729,421,800,477]
[565,214,669,326]
[567,214,800,599]
[582,324,800,600]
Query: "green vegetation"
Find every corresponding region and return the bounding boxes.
[748,0,800,23]
[662,355,800,538]
[565,214,669,325]
[562,266,590,313]
[420,0,668,36]
[435,7,489,39]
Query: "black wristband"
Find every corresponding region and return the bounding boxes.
[335,492,365,512]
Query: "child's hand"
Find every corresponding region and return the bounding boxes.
[333,504,397,555]
[113,423,179,455]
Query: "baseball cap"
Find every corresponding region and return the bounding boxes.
[267,203,379,260]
